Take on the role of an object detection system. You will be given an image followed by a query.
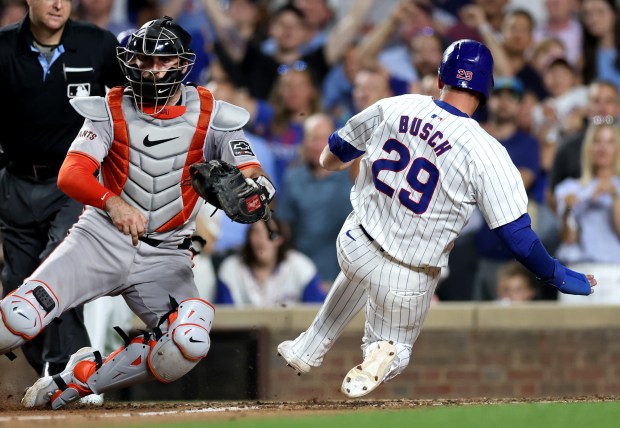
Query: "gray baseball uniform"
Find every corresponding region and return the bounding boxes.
[33,85,259,326]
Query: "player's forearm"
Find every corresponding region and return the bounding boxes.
[322,131,364,171]
[58,152,114,209]
[239,164,266,180]
[493,213,592,295]
[320,146,350,171]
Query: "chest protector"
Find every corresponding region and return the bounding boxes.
[104,86,213,233]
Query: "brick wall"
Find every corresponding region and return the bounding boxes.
[266,329,620,400]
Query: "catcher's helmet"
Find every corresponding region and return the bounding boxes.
[438,39,494,105]
[116,16,195,114]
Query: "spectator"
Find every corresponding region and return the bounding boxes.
[554,121,620,303]
[0,0,124,379]
[446,0,507,42]
[476,8,547,99]
[262,0,334,56]
[0,0,26,27]
[530,37,568,76]
[205,0,374,100]
[322,44,362,126]
[261,66,322,190]
[356,0,439,85]
[278,113,352,285]
[159,0,215,84]
[469,7,547,130]
[547,80,620,209]
[409,31,445,82]
[472,77,543,300]
[533,0,582,66]
[74,0,133,36]
[495,262,538,303]
[216,218,326,307]
[581,0,620,93]
[532,58,588,171]
[352,66,394,115]
[555,121,620,262]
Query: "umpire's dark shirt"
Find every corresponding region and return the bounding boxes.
[0,16,125,168]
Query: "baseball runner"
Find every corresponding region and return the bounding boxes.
[278,39,597,398]
[0,17,274,409]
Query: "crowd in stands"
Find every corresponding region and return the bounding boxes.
[2,0,620,309]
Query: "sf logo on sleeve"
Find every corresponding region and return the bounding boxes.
[230,140,255,157]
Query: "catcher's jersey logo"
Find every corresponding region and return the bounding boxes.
[231,140,255,157]
[143,135,179,147]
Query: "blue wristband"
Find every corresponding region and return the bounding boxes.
[328,131,365,163]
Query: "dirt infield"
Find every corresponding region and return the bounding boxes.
[1,397,619,428]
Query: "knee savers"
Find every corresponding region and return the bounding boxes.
[84,298,215,394]
[0,281,60,355]
[148,298,214,383]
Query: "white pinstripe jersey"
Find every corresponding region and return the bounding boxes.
[340,94,528,268]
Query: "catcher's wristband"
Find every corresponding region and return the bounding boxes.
[255,175,276,202]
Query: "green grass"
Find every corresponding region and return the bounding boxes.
[134,401,620,428]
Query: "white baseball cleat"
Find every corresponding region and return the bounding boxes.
[341,340,397,398]
[78,393,104,406]
[22,347,96,409]
[277,340,311,374]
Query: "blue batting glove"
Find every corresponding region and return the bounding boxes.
[544,260,591,296]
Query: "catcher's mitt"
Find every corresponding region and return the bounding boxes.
[190,160,271,224]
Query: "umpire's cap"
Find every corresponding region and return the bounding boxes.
[438,39,494,105]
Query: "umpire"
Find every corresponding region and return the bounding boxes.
[0,0,124,376]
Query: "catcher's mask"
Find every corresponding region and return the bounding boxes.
[116,16,195,115]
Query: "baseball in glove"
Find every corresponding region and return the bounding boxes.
[189,160,273,224]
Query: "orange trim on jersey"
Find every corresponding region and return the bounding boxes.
[102,87,131,197]
[67,150,100,168]
[156,86,214,232]
[237,161,262,171]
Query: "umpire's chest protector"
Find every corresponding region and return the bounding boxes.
[104,85,213,233]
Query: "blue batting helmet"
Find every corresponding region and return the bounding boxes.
[438,39,494,105]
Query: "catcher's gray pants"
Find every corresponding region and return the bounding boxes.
[26,208,199,330]
[0,169,90,375]
[288,213,441,380]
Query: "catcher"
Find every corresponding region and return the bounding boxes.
[0,17,274,409]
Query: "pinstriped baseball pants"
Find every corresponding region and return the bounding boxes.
[288,212,441,380]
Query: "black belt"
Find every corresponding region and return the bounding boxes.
[139,236,192,250]
[6,160,61,181]
[359,225,385,252]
